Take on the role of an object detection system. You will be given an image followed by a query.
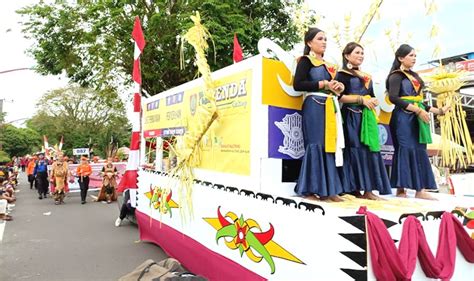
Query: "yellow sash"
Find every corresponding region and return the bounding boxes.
[302,56,340,152]
[325,97,337,152]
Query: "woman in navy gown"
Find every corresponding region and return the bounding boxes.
[386,44,449,200]
[336,42,392,200]
[293,27,346,202]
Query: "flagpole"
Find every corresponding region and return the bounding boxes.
[117,16,146,192]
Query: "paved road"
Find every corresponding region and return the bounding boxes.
[0,173,168,281]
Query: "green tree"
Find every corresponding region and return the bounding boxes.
[27,85,130,158]
[0,150,10,164]
[0,124,42,157]
[18,0,301,96]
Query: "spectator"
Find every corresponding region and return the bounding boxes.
[20,157,27,172]
[0,198,12,221]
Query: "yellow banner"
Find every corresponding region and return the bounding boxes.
[198,70,252,175]
[144,70,252,175]
[143,91,188,136]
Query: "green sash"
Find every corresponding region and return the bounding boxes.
[401,96,432,144]
[346,94,380,152]
[360,107,381,152]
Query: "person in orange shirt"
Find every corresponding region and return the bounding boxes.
[26,156,36,189]
[76,156,92,204]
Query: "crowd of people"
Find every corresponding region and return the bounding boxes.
[0,165,17,221]
[1,153,129,222]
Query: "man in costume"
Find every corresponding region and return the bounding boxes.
[97,157,118,203]
[50,154,69,204]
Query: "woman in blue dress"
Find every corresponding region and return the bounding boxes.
[336,42,392,200]
[293,27,346,202]
[386,44,449,200]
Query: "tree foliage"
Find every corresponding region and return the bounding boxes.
[18,0,301,96]
[0,124,42,157]
[0,150,10,164]
[26,85,130,158]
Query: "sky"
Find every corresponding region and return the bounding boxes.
[0,1,68,126]
[305,0,474,84]
[0,0,473,126]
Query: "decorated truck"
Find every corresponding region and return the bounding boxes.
[132,39,474,280]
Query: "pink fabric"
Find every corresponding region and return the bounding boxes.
[136,210,266,281]
[357,207,474,281]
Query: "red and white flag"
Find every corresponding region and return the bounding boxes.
[233,33,243,63]
[43,135,49,157]
[118,16,146,192]
[59,135,64,151]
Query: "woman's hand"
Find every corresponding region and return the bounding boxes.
[441,105,451,115]
[328,80,344,96]
[417,110,430,123]
[362,98,379,110]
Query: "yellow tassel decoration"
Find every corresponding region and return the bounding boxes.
[426,67,473,168]
[158,12,218,223]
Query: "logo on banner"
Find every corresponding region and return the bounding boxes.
[190,93,197,116]
[379,124,388,145]
[204,207,304,274]
[144,185,179,217]
[379,124,394,165]
[274,112,304,159]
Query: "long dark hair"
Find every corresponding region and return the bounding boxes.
[303,27,323,55]
[342,42,363,71]
[385,44,424,90]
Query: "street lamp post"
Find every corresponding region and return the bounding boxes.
[0,67,33,75]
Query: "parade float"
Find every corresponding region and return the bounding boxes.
[104,3,474,278]
[127,21,474,281]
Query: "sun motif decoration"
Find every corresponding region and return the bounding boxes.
[204,207,304,274]
[144,185,179,217]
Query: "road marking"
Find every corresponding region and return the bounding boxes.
[0,221,5,242]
